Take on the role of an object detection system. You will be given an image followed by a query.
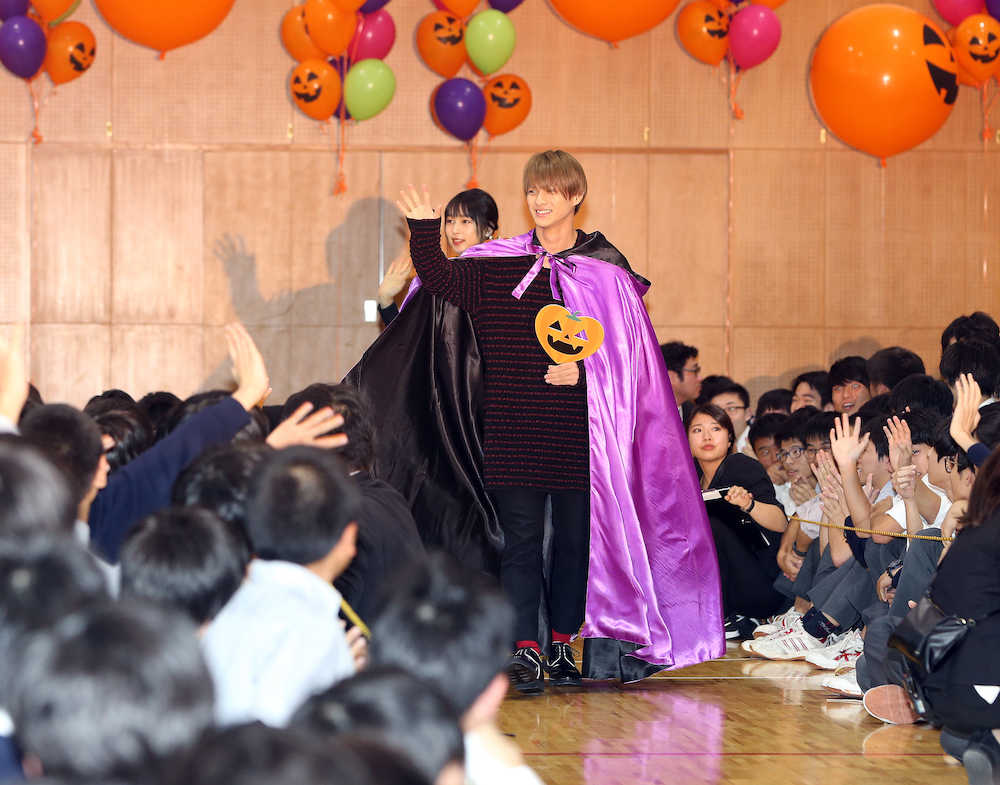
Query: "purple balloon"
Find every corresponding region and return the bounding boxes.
[488,0,524,11]
[359,0,389,12]
[329,56,353,120]
[988,0,1000,21]
[0,0,28,22]
[0,15,45,79]
[728,5,781,71]
[434,78,486,141]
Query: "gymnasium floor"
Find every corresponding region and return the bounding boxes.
[498,642,965,785]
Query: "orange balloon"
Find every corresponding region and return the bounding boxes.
[949,28,986,86]
[677,1,729,66]
[483,73,531,135]
[417,11,466,78]
[281,5,326,62]
[333,0,366,10]
[44,21,95,85]
[289,58,342,121]
[550,0,681,44]
[753,0,786,8]
[31,0,76,25]
[810,5,958,160]
[439,0,479,17]
[303,0,356,56]
[953,14,1000,84]
[94,0,235,53]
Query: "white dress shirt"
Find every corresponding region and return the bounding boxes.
[201,559,354,728]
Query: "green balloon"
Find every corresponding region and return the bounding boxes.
[344,59,396,122]
[465,9,516,76]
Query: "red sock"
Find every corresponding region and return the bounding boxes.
[516,640,541,652]
[551,631,572,644]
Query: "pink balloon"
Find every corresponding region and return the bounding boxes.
[932,0,986,26]
[349,8,395,60]
[728,4,781,70]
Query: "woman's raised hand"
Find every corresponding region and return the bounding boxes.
[397,185,441,221]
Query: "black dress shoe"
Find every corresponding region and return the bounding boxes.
[547,641,582,687]
[508,647,544,694]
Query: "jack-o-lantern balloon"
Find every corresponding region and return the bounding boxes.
[953,14,1000,84]
[949,27,985,86]
[44,21,95,85]
[281,4,326,62]
[482,73,531,136]
[677,1,729,66]
[810,5,957,162]
[534,305,605,364]
[303,0,355,56]
[416,10,466,78]
[289,58,341,121]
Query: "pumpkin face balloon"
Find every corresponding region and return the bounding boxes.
[534,304,605,364]
[416,11,466,78]
[677,1,730,65]
[954,14,1000,84]
[289,58,341,121]
[281,4,326,62]
[44,21,96,86]
[482,73,531,136]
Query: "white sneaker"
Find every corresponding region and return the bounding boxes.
[822,668,863,698]
[746,619,834,660]
[752,608,802,638]
[741,613,806,653]
[805,629,864,670]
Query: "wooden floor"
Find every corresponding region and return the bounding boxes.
[498,642,966,785]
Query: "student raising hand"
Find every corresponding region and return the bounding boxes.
[226,323,270,412]
[950,372,982,452]
[397,185,441,221]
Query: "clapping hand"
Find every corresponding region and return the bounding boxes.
[883,416,914,472]
[950,372,982,452]
[397,185,441,221]
[377,252,415,307]
[892,464,918,500]
[830,413,869,471]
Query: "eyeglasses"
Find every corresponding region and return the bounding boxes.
[719,404,747,415]
[944,455,957,474]
[682,365,701,376]
[804,442,831,458]
[777,446,804,462]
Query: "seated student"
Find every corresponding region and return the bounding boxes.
[0,436,76,538]
[951,374,1000,469]
[93,407,154,473]
[941,310,1000,351]
[119,507,249,630]
[888,373,954,418]
[866,347,925,397]
[769,406,821,521]
[136,390,182,442]
[748,413,788,485]
[202,446,360,727]
[280,383,425,623]
[291,666,464,785]
[6,600,213,782]
[755,388,792,418]
[660,341,701,418]
[687,403,788,638]
[83,388,137,417]
[698,376,754,455]
[940,337,1000,406]
[368,553,542,785]
[829,356,872,414]
[164,389,270,443]
[791,371,832,412]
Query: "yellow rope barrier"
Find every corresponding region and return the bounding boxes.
[790,515,954,543]
[340,598,371,639]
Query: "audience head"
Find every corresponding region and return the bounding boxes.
[246,446,360,572]
[94,408,153,473]
[19,383,44,424]
[370,552,514,727]
[866,347,925,396]
[19,404,107,509]
[83,389,136,418]
[897,408,943,477]
[685,403,736,465]
[975,402,1000,449]
[755,388,793,418]
[929,419,960,494]
[443,189,499,255]
[939,338,1000,399]
[660,341,701,404]
[802,411,837,456]
[7,600,213,781]
[698,376,751,437]
[137,391,181,441]
[859,415,892,484]
[960,447,1000,528]
[120,506,249,626]
[775,407,820,486]
[164,390,269,443]
[791,372,831,412]
[292,666,464,785]
[0,435,76,536]
[748,413,788,471]
[282,383,373,472]
[888,374,954,418]
[829,356,871,414]
[522,149,587,214]
[855,393,893,422]
[941,311,1000,352]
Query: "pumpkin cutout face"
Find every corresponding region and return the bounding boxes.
[954,14,1000,84]
[704,8,729,38]
[417,10,467,78]
[677,1,730,65]
[44,21,96,86]
[534,304,605,364]
[289,58,341,121]
[482,73,532,136]
[923,23,959,106]
[434,15,463,46]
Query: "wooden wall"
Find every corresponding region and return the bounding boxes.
[1,0,996,407]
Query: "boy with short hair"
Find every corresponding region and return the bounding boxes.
[829,356,872,414]
[791,371,832,412]
[866,347,925,396]
[699,375,753,455]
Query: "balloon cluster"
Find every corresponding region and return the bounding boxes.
[418,0,531,143]
[677,0,783,70]
[810,3,1000,163]
[0,0,96,86]
[281,0,396,124]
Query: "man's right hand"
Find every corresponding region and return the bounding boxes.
[227,323,270,412]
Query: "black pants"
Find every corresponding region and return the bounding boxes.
[709,518,786,619]
[491,487,590,644]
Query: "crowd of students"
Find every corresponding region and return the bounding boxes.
[662,311,1000,784]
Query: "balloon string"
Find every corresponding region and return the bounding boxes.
[982,78,999,143]
[347,12,363,64]
[333,109,348,195]
[984,79,992,291]
[728,59,744,120]
[26,78,43,145]
[157,51,166,60]
[465,137,480,189]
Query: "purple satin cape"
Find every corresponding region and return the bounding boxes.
[454,232,724,670]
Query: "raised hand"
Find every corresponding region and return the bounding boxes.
[950,372,982,452]
[883,415,913,472]
[821,485,848,525]
[814,450,842,496]
[266,402,348,450]
[226,323,270,412]
[397,185,441,221]
[377,252,415,307]
[892,464,918,500]
[830,413,869,471]
[862,472,878,504]
[213,233,254,272]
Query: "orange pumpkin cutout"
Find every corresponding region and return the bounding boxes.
[289,59,341,121]
[482,74,531,136]
[954,14,1000,85]
[535,305,605,364]
[417,11,466,78]
[677,1,729,66]
[949,28,985,87]
[45,21,96,85]
[281,4,327,63]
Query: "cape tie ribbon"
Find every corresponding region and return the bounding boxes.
[511,252,574,301]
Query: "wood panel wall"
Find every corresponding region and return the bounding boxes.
[0,0,996,407]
